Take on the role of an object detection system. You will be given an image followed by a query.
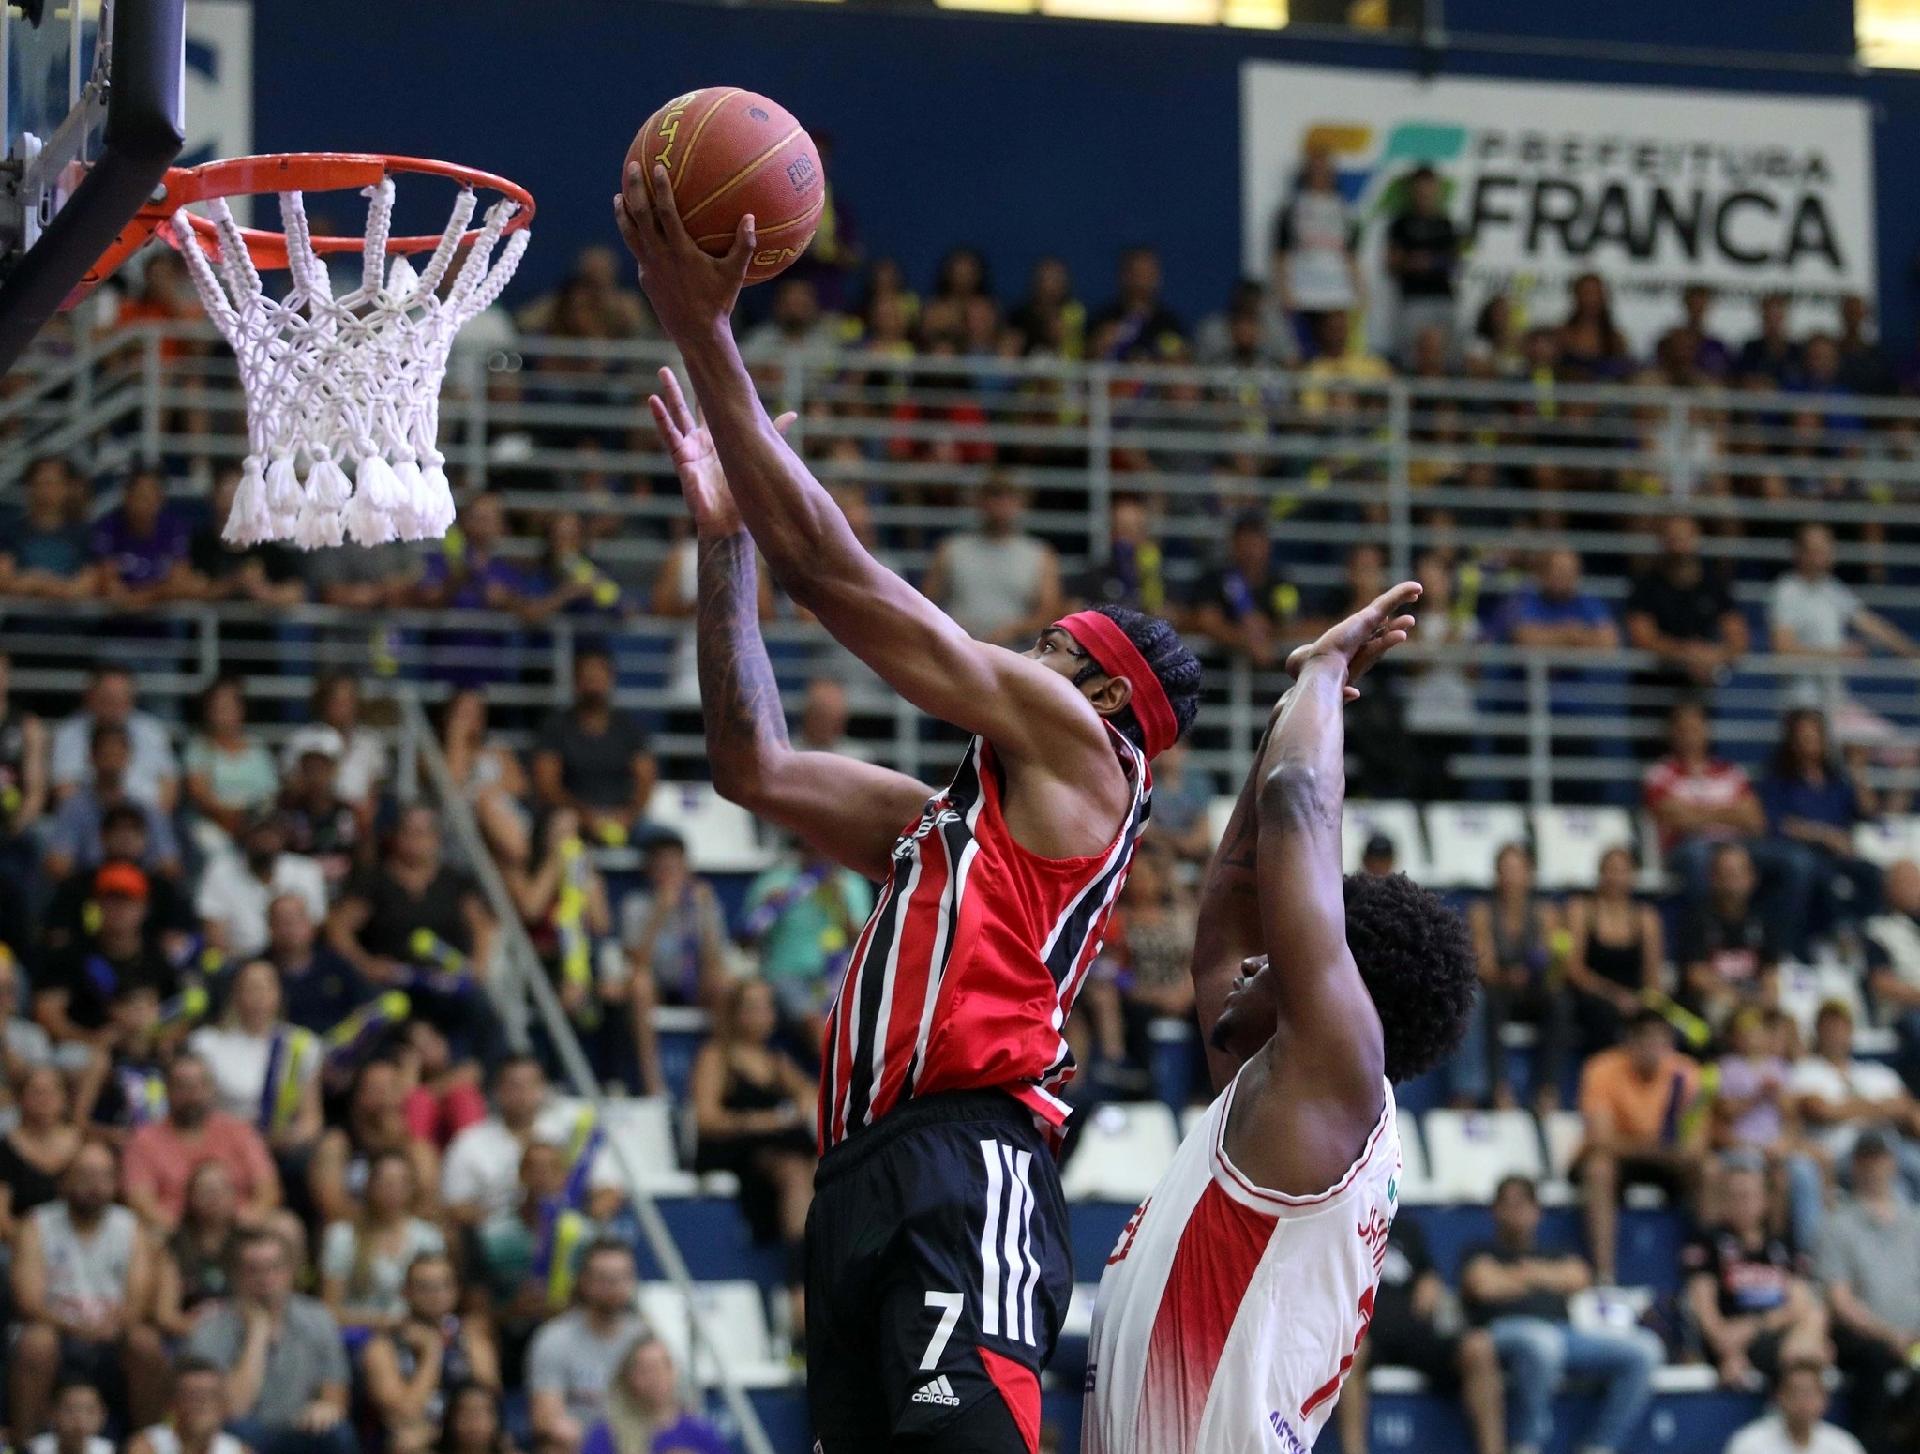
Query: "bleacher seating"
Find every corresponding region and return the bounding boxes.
[637,1281,793,1389]
[1422,802,1530,890]
[1419,1109,1547,1204]
[1059,1101,1181,1202]
[1342,800,1432,880]
[1531,805,1637,891]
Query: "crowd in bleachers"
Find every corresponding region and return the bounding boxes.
[6,137,1920,1454]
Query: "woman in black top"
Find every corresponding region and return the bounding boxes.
[691,977,815,1335]
[153,1159,242,1336]
[1565,846,1666,1055]
[0,1065,81,1241]
[363,1250,501,1454]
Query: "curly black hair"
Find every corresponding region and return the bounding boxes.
[1342,870,1478,1084]
[1078,603,1202,753]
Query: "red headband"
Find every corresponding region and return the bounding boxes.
[1053,610,1179,759]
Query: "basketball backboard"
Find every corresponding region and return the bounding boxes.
[0,0,184,373]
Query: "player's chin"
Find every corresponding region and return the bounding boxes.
[1207,1013,1235,1054]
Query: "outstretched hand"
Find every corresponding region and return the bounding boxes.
[614,161,755,341]
[1284,580,1422,702]
[648,366,794,540]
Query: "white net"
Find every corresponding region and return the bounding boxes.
[169,177,530,548]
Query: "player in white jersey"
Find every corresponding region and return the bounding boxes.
[1084,583,1480,1454]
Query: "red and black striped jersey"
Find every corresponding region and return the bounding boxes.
[817,725,1151,1151]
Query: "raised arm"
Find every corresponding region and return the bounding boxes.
[617,180,1117,780]
[652,371,932,880]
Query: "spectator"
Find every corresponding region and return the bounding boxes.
[525,1240,648,1453]
[522,511,627,628]
[741,276,837,362]
[1336,1215,1505,1454]
[35,861,177,1049]
[1816,1134,1920,1452]
[1759,709,1881,951]
[304,538,421,617]
[184,1228,354,1454]
[84,979,179,1137]
[1679,283,1735,380]
[308,1058,440,1227]
[361,1251,501,1454]
[1191,278,1290,368]
[1461,1175,1660,1454]
[1564,846,1664,1055]
[1097,844,1198,1078]
[197,813,328,960]
[1087,246,1184,360]
[183,678,279,840]
[691,978,815,1333]
[1770,523,1918,665]
[1501,549,1619,652]
[126,1359,245,1454]
[793,675,867,760]
[91,467,195,607]
[1577,1008,1706,1285]
[0,455,97,600]
[1725,1359,1868,1454]
[1556,273,1633,379]
[1187,511,1301,667]
[1399,553,1482,801]
[276,728,367,894]
[1271,140,1360,350]
[187,958,323,1157]
[26,1379,112,1454]
[51,664,179,811]
[41,801,192,954]
[509,807,614,1032]
[1737,292,1803,385]
[1453,842,1570,1111]
[1624,516,1748,712]
[1300,311,1392,410]
[744,839,873,1050]
[44,725,184,882]
[921,474,1063,647]
[618,831,729,1011]
[152,1161,244,1339]
[1686,1154,1832,1389]
[293,674,388,826]
[0,1065,84,1244]
[1072,495,1169,617]
[316,1148,445,1332]
[533,648,657,845]
[1642,701,1776,907]
[1792,1000,1920,1198]
[1385,164,1461,356]
[122,1052,283,1235]
[1007,256,1083,359]
[1361,833,1398,878]
[441,1054,618,1229]
[582,1335,728,1454]
[1140,739,1214,865]
[1712,1007,1826,1260]
[8,1142,166,1435]
[1836,294,1894,396]
[0,648,51,850]
[439,1385,515,1454]
[266,893,376,1039]
[328,804,500,1063]
[470,1139,594,1353]
[188,465,305,609]
[415,494,528,614]
[1866,859,1920,1094]
[1676,843,1781,1031]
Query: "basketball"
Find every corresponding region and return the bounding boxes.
[626,87,824,285]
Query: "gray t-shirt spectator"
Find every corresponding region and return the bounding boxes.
[185,1296,350,1426]
[525,1308,647,1429]
[305,541,418,598]
[1816,1197,1920,1332]
[536,708,651,811]
[50,712,177,806]
[1770,573,1861,653]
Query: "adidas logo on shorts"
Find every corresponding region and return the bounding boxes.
[912,1375,962,1407]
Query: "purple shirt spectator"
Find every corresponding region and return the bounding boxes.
[90,504,191,590]
[581,1416,728,1454]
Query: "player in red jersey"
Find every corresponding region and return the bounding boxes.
[1084,585,1481,1452]
[619,175,1201,1453]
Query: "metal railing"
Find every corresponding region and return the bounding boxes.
[403,690,777,1454]
[7,324,1920,799]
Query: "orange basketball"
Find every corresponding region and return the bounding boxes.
[627,87,824,286]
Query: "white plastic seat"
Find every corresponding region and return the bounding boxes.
[1341,802,1431,882]
[638,1281,793,1387]
[646,783,774,872]
[1531,806,1636,891]
[1062,1283,1098,1341]
[1395,1114,1439,1205]
[597,1095,701,1196]
[1422,803,1530,891]
[1060,1102,1179,1203]
[1207,794,1241,847]
[1420,1110,1545,1203]
[1854,815,1920,868]
[1541,1109,1587,1183]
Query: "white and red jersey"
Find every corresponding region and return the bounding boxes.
[1641,754,1755,855]
[1084,1070,1401,1454]
[818,726,1149,1151]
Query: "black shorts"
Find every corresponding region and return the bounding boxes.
[1366,1316,1462,1389]
[806,1090,1070,1454]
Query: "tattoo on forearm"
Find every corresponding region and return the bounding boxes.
[695,535,789,762]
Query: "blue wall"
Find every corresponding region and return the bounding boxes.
[249,0,1920,345]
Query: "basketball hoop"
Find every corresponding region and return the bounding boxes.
[150,153,534,548]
